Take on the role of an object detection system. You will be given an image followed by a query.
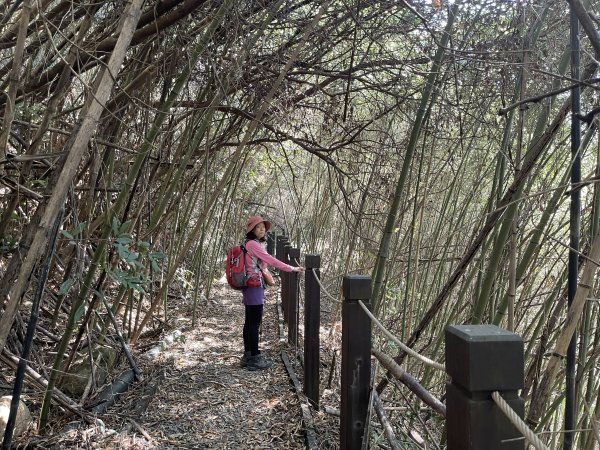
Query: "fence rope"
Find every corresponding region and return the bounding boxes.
[491,391,549,450]
[356,300,445,372]
[300,258,544,449]
[300,257,546,449]
[308,268,444,371]
[310,268,342,303]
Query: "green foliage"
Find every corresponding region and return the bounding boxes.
[106,217,167,293]
[106,268,147,293]
[0,235,17,253]
[58,277,76,296]
[60,222,86,245]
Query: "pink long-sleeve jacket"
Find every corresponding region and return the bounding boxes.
[242,239,295,305]
[244,239,295,277]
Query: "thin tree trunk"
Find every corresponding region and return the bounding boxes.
[508,10,530,330]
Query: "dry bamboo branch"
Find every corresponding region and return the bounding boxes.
[372,391,403,450]
[0,0,33,158]
[0,351,93,423]
[372,348,446,417]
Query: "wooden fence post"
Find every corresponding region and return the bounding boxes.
[276,235,286,262]
[445,324,525,450]
[304,254,320,409]
[341,275,372,450]
[266,231,275,255]
[287,247,300,347]
[281,241,290,322]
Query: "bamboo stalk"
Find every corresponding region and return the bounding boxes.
[0,0,33,158]
[371,4,459,313]
[527,229,600,426]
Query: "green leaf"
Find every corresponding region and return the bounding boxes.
[73,301,87,323]
[119,220,132,235]
[126,251,139,262]
[116,243,129,260]
[149,252,166,272]
[72,222,86,236]
[58,278,76,296]
[111,216,120,234]
[60,230,74,240]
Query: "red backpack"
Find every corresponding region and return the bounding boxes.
[225,242,262,289]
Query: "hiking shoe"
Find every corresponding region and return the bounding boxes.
[240,351,251,367]
[246,354,273,371]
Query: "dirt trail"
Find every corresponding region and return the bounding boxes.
[13,278,342,449]
[136,282,306,449]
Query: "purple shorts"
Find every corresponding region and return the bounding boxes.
[242,286,265,305]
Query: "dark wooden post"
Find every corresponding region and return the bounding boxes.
[304,254,320,409]
[281,241,290,322]
[266,231,275,255]
[445,324,525,450]
[276,235,286,262]
[287,247,300,347]
[340,275,372,450]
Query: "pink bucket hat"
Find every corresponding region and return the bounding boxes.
[246,215,271,233]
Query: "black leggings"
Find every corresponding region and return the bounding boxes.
[243,304,264,356]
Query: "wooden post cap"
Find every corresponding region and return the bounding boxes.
[445,324,524,392]
[305,254,321,268]
[342,275,371,301]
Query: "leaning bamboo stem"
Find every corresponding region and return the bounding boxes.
[527,229,600,426]
[371,4,459,313]
[34,0,146,431]
[372,348,446,417]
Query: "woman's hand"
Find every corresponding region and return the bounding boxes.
[293,266,305,272]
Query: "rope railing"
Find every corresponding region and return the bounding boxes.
[276,244,544,450]
[357,300,445,372]
[308,268,444,371]
[491,391,549,450]
[310,268,342,303]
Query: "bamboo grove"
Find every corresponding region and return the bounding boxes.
[0,0,598,447]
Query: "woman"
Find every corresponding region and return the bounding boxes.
[241,215,304,370]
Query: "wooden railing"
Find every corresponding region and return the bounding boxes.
[270,232,536,450]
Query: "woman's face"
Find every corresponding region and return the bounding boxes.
[253,222,266,239]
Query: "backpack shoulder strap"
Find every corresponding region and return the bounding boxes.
[244,239,262,270]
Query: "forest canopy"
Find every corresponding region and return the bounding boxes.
[0,0,599,448]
